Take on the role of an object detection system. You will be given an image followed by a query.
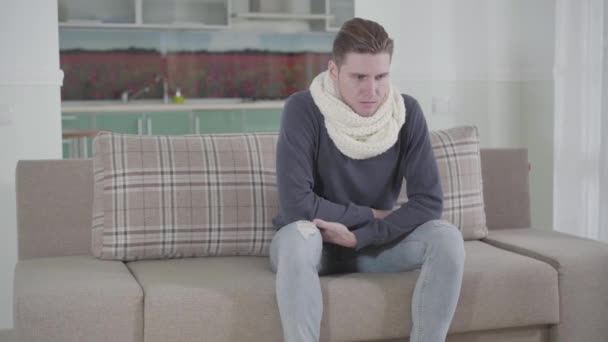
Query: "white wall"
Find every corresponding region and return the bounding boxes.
[355,0,555,229]
[517,1,555,230]
[0,1,63,330]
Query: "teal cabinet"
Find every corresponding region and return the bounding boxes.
[62,143,71,159]
[244,109,282,133]
[146,111,194,135]
[194,110,243,134]
[61,105,284,159]
[95,112,144,135]
[62,112,93,131]
[61,113,95,159]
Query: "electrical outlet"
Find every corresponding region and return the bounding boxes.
[0,103,12,126]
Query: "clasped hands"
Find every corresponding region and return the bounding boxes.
[312,208,391,248]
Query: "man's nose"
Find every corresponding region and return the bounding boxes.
[361,79,377,95]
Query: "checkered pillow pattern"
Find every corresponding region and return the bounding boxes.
[91,126,486,260]
[91,132,278,260]
[395,126,487,240]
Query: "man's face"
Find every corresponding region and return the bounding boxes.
[329,52,391,117]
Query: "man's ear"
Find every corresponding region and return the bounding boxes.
[328,60,339,81]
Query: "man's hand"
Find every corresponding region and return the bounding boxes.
[372,208,392,219]
[312,219,357,248]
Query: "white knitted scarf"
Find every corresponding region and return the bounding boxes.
[310,71,406,160]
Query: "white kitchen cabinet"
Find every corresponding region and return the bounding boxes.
[142,0,230,27]
[58,0,136,25]
[58,0,231,29]
[58,0,353,32]
[326,0,354,31]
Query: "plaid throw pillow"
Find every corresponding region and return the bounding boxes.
[395,126,487,240]
[91,132,279,260]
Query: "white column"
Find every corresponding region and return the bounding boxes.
[0,0,63,330]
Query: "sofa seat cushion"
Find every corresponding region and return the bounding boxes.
[126,241,558,342]
[484,228,608,342]
[14,255,143,342]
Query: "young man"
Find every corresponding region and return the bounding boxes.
[270,17,465,342]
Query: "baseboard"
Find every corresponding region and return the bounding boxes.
[0,328,14,342]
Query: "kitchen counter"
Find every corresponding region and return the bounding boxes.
[62,98,286,113]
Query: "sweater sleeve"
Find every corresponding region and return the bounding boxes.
[352,97,443,250]
[275,93,374,227]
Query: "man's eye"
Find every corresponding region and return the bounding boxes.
[356,75,365,80]
[376,75,386,80]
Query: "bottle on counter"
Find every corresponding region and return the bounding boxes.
[173,88,185,104]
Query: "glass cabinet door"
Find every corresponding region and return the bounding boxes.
[142,0,229,27]
[194,110,244,134]
[95,112,145,135]
[58,0,136,24]
[61,112,96,159]
[145,111,194,135]
[244,108,282,133]
[326,0,355,31]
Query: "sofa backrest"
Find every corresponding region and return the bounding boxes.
[480,148,531,230]
[15,148,531,260]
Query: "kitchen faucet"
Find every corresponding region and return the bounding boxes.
[121,75,169,104]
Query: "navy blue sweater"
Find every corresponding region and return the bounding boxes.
[272,90,443,250]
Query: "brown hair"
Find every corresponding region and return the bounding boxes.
[332,17,394,67]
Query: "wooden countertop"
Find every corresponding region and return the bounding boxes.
[62,129,102,139]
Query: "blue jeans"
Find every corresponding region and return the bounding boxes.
[269,220,465,342]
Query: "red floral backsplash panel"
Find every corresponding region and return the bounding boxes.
[60,50,331,100]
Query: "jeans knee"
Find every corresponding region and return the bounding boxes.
[422,221,466,268]
[270,220,322,271]
[440,225,465,269]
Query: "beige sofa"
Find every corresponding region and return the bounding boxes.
[13,148,608,342]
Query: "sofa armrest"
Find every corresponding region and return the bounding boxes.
[14,255,143,342]
[16,160,94,259]
[483,228,608,342]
